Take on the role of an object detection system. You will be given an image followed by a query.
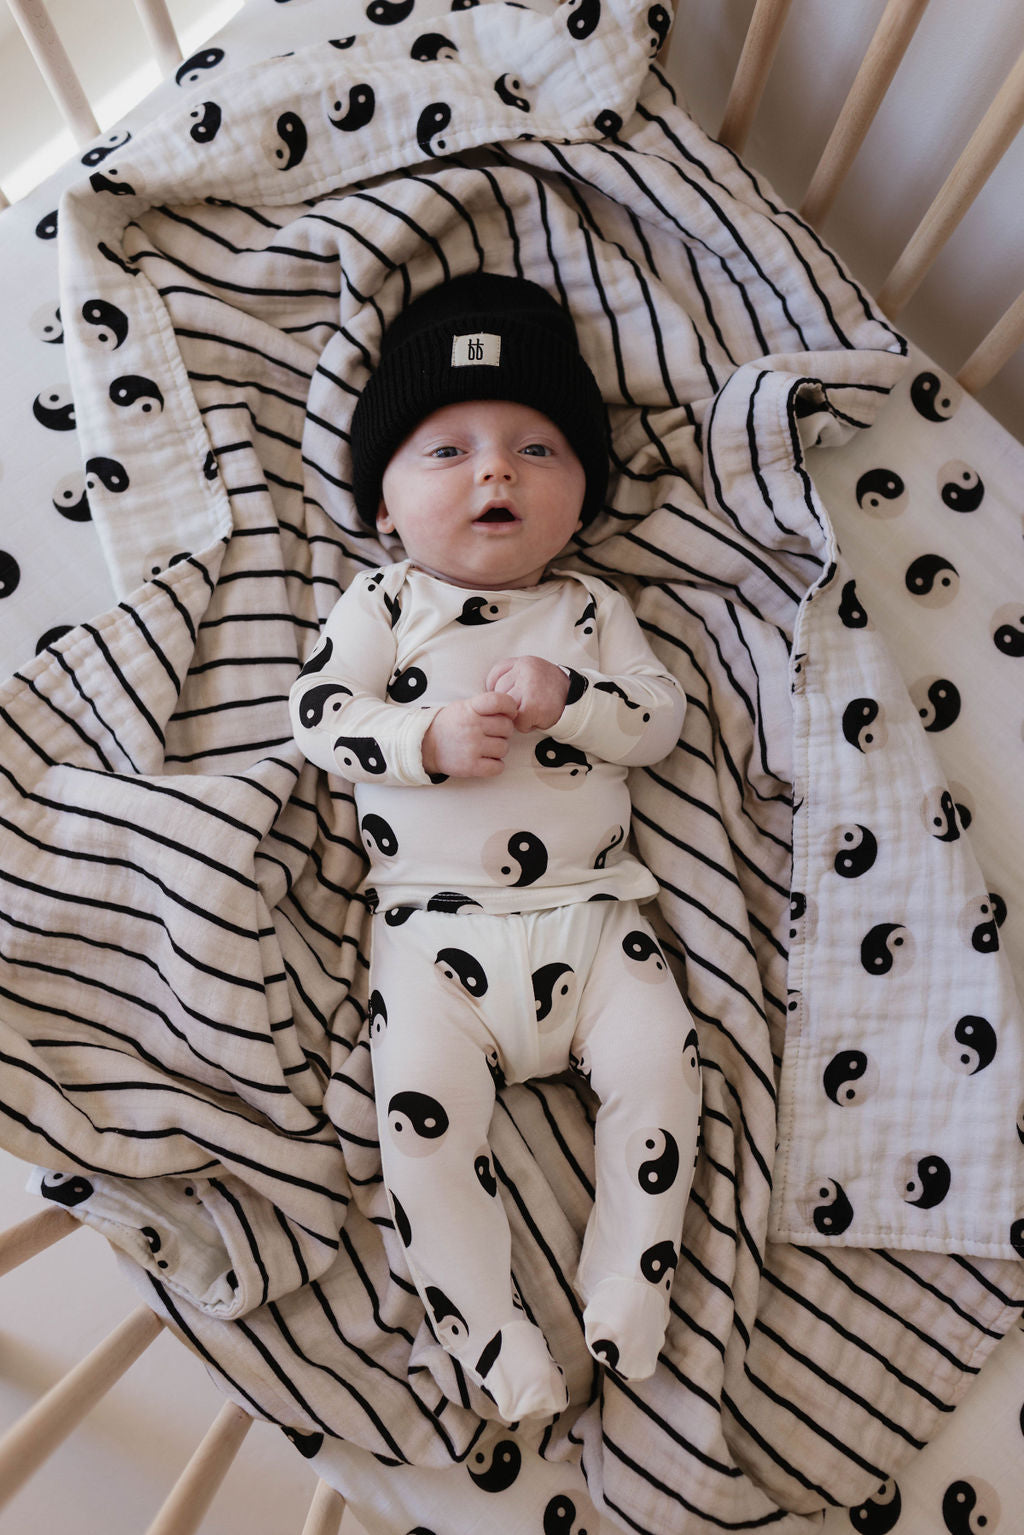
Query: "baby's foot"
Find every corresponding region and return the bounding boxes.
[475,1320,568,1422]
[582,1276,669,1380]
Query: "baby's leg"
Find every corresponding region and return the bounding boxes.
[369,915,567,1421]
[572,905,701,1380]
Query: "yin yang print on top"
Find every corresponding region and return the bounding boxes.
[777,349,1024,1261]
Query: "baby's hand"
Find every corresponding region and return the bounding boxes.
[486,656,569,733]
[422,692,517,778]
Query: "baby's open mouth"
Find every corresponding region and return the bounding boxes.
[475,506,517,523]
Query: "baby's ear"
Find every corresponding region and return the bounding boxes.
[376,501,395,534]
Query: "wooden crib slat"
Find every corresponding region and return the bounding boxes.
[0,1305,164,1507]
[5,0,100,146]
[799,0,931,225]
[133,0,183,74]
[879,44,1024,316]
[718,0,793,152]
[143,1402,252,1535]
[957,288,1024,394]
[0,1206,77,1278]
[301,1479,348,1535]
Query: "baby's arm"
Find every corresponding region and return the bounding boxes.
[491,585,684,767]
[291,569,517,783]
[290,570,439,785]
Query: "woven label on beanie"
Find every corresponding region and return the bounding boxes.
[451,333,502,367]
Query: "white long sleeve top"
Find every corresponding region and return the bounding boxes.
[289,561,685,914]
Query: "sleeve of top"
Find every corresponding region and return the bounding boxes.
[288,570,442,786]
[547,582,686,767]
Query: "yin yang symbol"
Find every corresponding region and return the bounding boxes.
[416,101,452,157]
[860,922,913,976]
[367,0,415,21]
[85,457,129,494]
[456,594,503,624]
[623,928,668,980]
[991,603,1024,658]
[40,1171,94,1206]
[333,735,387,774]
[483,829,548,886]
[939,460,984,513]
[367,989,387,1039]
[939,1014,997,1076]
[543,1495,584,1535]
[52,473,91,522]
[298,636,333,676]
[534,736,591,785]
[435,947,488,997]
[32,388,75,431]
[847,1479,902,1535]
[905,553,958,607]
[832,824,878,879]
[82,298,128,349]
[921,786,961,842]
[822,1050,877,1106]
[960,895,999,954]
[532,962,574,1026]
[329,85,375,132]
[630,1128,680,1194]
[809,1178,854,1236]
[494,73,529,111]
[640,1239,677,1291]
[567,0,601,39]
[910,370,958,422]
[837,579,869,628]
[30,302,62,344]
[898,1153,951,1208]
[855,468,907,518]
[411,33,458,61]
[109,375,164,415]
[468,1438,522,1492]
[941,1478,1001,1535]
[910,676,961,732]
[360,813,398,857]
[386,665,427,702]
[269,111,307,168]
[388,1091,449,1153]
[189,101,222,143]
[841,697,886,752]
[425,1284,468,1346]
[175,47,225,86]
[298,681,352,728]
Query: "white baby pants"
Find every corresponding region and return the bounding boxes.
[368,898,701,1418]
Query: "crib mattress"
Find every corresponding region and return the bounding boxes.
[1,2,1023,1532]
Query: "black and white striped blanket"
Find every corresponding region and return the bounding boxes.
[2,1,1022,1529]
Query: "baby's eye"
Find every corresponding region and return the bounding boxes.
[522,443,552,457]
[429,445,461,458]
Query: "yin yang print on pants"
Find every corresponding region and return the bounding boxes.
[846,1478,902,1535]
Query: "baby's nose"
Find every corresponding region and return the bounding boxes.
[478,448,516,482]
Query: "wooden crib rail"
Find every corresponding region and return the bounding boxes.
[878,44,1024,316]
[4,0,182,146]
[0,1208,348,1533]
[714,0,1024,391]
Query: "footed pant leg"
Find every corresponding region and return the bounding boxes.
[572,904,701,1380]
[368,913,567,1421]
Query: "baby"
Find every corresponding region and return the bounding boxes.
[290,273,701,1422]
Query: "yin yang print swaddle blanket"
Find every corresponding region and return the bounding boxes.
[1,1,1022,1531]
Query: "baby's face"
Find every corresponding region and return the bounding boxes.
[377,400,585,590]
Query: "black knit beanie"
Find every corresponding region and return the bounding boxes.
[350,272,609,527]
